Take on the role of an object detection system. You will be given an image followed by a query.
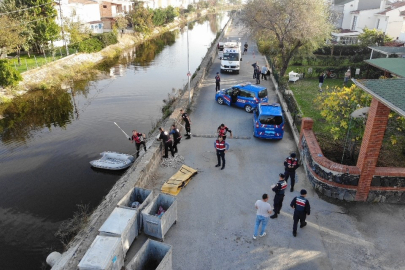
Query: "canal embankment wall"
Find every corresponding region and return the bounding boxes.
[1,9,222,104]
[50,15,233,270]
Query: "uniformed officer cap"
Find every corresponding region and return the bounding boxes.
[279,173,285,178]
[291,152,296,158]
[300,189,307,195]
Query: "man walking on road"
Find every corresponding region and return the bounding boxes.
[180,109,191,139]
[290,189,311,237]
[253,194,272,239]
[284,152,300,192]
[270,173,287,219]
[215,72,221,92]
[214,135,229,170]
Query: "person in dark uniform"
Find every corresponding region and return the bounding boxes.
[158,127,174,158]
[180,109,191,139]
[270,173,288,219]
[217,124,233,140]
[290,189,311,237]
[169,124,181,154]
[214,135,229,170]
[231,89,239,104]
[284,152,300,192]
[129,130,147,157]
[215,72,221,92]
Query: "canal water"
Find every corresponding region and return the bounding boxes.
[0,13,229,270]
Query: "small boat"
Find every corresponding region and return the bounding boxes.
[90,151,135,170]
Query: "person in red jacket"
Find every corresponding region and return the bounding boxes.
[284,152,300,192]
[217,124,233,140]
[214,135,229,170]
[129,130,146,157]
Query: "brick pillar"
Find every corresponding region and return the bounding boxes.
[355,98,391,201]
[299,117,314,149]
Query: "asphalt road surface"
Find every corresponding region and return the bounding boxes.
[126,17,405,270]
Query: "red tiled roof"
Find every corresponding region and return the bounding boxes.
[376,1,405,15]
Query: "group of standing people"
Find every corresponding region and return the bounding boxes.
[251,62,270,84]
[253,152,310,239]
[318,68,352,92]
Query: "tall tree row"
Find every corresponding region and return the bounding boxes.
[0,0,59,54]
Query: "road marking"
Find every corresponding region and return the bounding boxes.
[192,134,251,139]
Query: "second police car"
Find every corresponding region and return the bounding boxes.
[215,82,268,113]
[253,102,285,139]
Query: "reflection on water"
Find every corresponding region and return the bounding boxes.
[0,13,229,270]
[0,89,74,143]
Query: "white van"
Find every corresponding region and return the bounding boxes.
[220,41,242,74]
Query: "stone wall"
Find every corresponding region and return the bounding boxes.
[299,117,405,203]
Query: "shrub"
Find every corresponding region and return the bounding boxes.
[77,37,104,53]
[0,60,22,87]
[95,32,118,47]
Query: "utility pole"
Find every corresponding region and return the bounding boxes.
[187,22,191,105]
[59,0,69,56]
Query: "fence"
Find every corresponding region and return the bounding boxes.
[8,47,77,73]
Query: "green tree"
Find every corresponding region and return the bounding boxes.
[115,14,128,30]
[152,8,166,26]
[0,16,21,55]
[241,0,333,78]
[63,10,91,45]
[26,0,60,52]
[0,60,23,87]
[165,6,179,24]
[315,85,372,141]
[358,27,393,47]
[128,6,153,32]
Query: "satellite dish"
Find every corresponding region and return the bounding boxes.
[350,107,370,118]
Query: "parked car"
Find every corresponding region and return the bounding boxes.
[215,82,268,113]
[253,102,285,139]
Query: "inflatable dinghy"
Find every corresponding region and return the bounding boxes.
[90,151,135,170]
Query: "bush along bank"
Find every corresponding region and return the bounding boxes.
[1,8,220,102]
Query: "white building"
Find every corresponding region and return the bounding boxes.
[331,0,405,43]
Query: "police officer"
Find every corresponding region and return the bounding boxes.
[129,130,147,157]
[180,109,191,139]
[290,189,311,237]
[217,124,233,140]
[215,72,221,92]
[158,127,174,158]
[284,152,300,192]
[270,173,287,219]
[169,124,181,154]
[214,135,229,170]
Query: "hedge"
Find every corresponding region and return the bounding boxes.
[313,45,371,56]
[77,37,104,53]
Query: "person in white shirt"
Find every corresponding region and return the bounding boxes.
[253,194,272,239]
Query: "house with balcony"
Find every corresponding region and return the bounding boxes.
[330,0,405,44]
[99,0,133,29]
[54,0,103,46]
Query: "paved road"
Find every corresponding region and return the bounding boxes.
[126,17,405,270]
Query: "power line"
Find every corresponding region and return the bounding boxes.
[0,2,53,16]
[1,13,57,29]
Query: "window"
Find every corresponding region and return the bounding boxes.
[99,23,102,29]
[223,53,239,61]
[376,19,380,29]
[103,5,107,8]
[259,115,283,125]
[91,25,94,29]
[239,90,254,98]
[258,89,268,98]
[351,16,357,31]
